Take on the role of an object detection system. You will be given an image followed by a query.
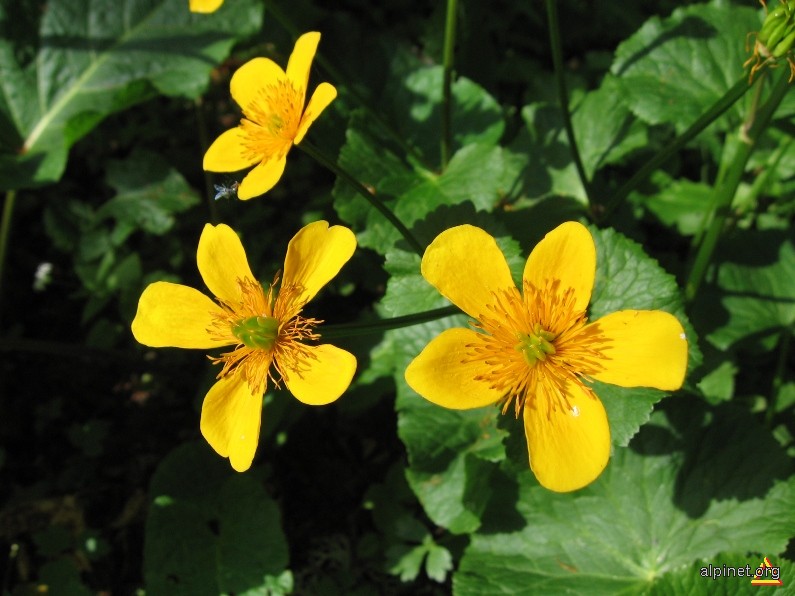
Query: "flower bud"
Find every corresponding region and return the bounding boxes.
[746,0,795,82]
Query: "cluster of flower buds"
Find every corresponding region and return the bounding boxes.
[746,0,795,82]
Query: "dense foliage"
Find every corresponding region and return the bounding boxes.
[1,0,794,593]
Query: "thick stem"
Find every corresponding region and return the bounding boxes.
[545,0,591,206]
[0,189,16,330]
[297,142,425,256]
[441,0,458,169]
[601,75,756,222]
[321,306,460,339]
[685,71,791,302]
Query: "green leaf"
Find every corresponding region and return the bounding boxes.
[698,360,738,403]
[384,65,505,167]
[611,3,759,132]
[387,535,453,583]
[333,70,514,254]
[390,312,506,535]
[99,150,201,236]
[454,401,795,595]
[518,74,647,203]
[704,229,795,351]
[425,541,453,583]
[519,103,586,203]
[590,226,701,446]
[388,543,428,582]
[335,135,521,254]
[632,173,714,235]
[0,0,263,190]
[372,231,521,533]
[574,74,649,179]
[144,442,289,595]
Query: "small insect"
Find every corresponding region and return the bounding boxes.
[213,181,239,201]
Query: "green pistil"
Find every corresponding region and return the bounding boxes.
[516,323,557,367]
[232,316,280,350]
[269,113,284,133]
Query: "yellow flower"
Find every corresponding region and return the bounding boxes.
[404,222,688,492]
[131,221,357,471]
[190,0,224,13]
[203,32,337,199]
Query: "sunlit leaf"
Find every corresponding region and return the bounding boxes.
[0,0,262,190]
[611,3,759,132]
[704,229,795,351]
[144,442,289,594]
[455,402,795,595]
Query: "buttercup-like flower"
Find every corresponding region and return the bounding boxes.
[190,0,224,13]
[203,32,337,199]
[405,222,688,492]
[132,221,357,471]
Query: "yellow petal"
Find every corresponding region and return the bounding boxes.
[131,281,225,348]
[189,0,224,13]
[237,157,287,199]
[286,32,321,98]
[294,82,337,145]
[203,127,260,173]
[523,221,595,314]
[230,57,286,111]
[200,374,263,472]
[590,310,688,390]
[524,381,610,492]
[281,221,356,306]
[283,344,356,405]
[405,328,505,409]
[197,223,256,304]
[421,225,516,320]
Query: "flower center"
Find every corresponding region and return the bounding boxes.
[208,276,320,395]
[515,323,558,366]
[463,280,606,418]
[232,315,280,350]
[239,80,303,162]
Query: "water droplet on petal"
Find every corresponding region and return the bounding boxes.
[571,405,580,417]
[679,333,686,340]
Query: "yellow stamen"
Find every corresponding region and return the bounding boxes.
[462,279,607,419]
[207,275,321,394]
[239,80,304,162]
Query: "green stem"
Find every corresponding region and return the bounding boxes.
[298,142,425,256]
[767,325,791,427]
[545,0,591,206]
[601,75,756,222]
[0,189,16,329]
[747,136,792,212]
[321,306,460,339]
[441,0,458,169]
[685,71,791,302]
[195,98,219,223]
[266,1,430,169]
